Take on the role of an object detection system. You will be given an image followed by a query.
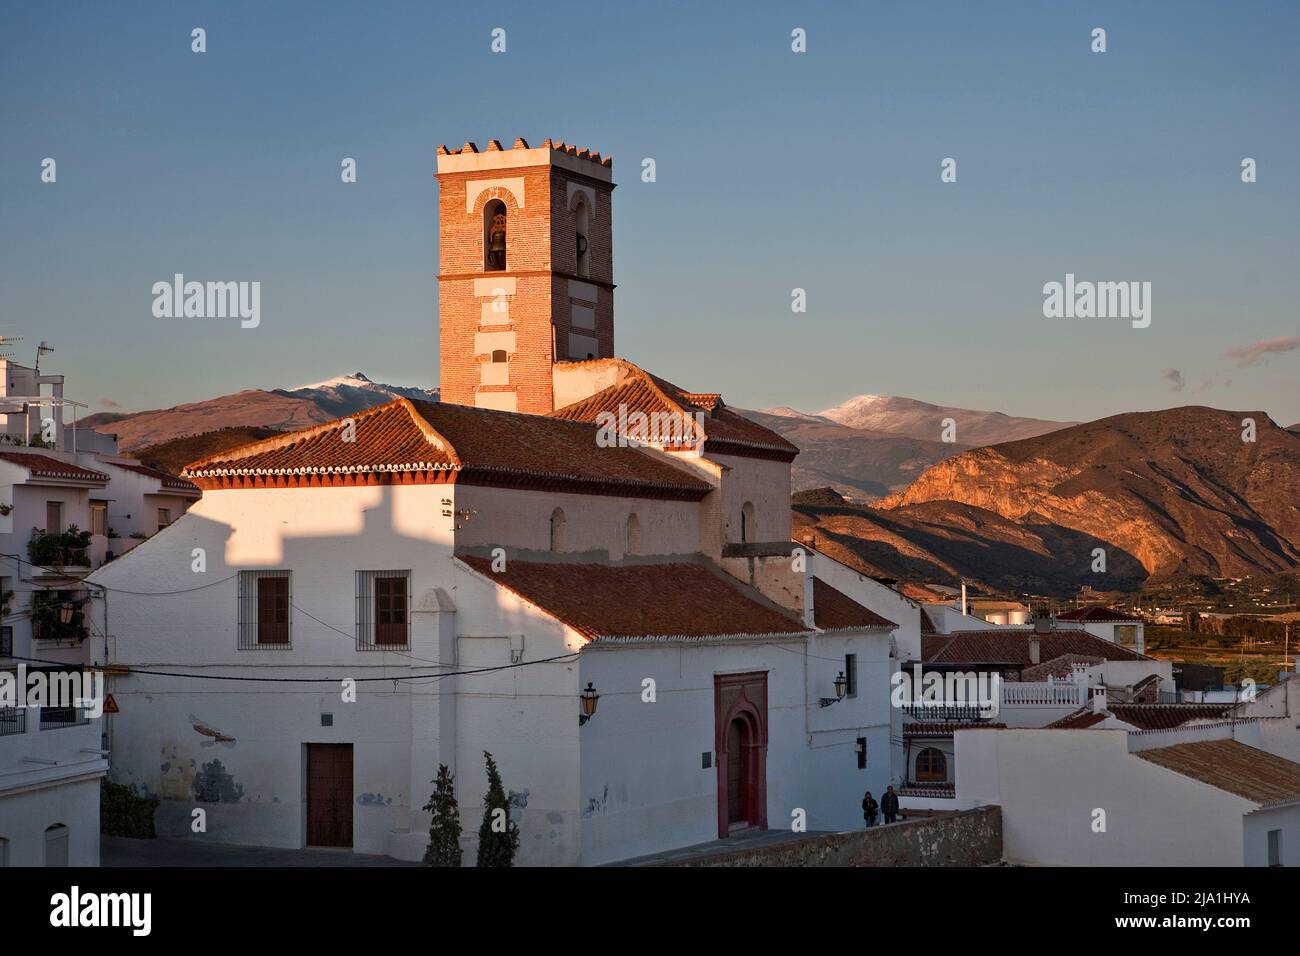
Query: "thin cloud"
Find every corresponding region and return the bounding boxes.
[1161,368,1185,392]
[1224,335,1300,368]
[99,399,121,409]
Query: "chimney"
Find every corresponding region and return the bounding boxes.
[1029,635,1041,665]
[1032,613,1053,635]
[802,551,816,629]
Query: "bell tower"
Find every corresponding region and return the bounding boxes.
[436,138,615,414]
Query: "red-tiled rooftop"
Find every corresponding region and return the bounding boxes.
[1136,740,1300,805]
[183,398,712,500]
[1046,708,1109,730]
[812,578,896,631]
[1110,703,1233,730]
[922,629,1151,667]
[0,452,109,483]
[459,556,809,641]
[551,360,799,462]
[111,460,200,493]
[1056,604,1144,623]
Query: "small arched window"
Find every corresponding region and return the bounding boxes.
[574,199,590,277]
[626,513,641,555]
[491,349,507,363]
[916,748,947,782]
[549,508,567,552]
[44,823,69,867]
[484,199,507,271]
[740,501,756,544]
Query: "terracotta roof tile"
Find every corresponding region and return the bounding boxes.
[812,578,896,631]
[0,452,109,483]
[459,557,809,641]
[1110,703,1233,730]
[1045,708,1109,729]
[1136,740,1300,805]
[923,629,1151,667]
[183,399,712,500]
[1020,653,1105,682]
[551,360,799,462]
[1056,604,1144,623]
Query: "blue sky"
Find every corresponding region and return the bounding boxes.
[2,1,1297,425]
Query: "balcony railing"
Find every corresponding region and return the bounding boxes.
[901,704,992,722]
[0,706,25,736]
[40,705,89,730]
[1001,682,1084,706]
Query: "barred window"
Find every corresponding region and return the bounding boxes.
[238,571,291,649]
[356,570,410,650]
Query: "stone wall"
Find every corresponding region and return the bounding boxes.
[668,806,1002,867]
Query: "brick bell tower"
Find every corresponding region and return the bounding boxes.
[436,137,615,414]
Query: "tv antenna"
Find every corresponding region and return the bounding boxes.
[0,334,22,361]
[35,341,54,372]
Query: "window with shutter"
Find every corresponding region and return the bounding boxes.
[257,576,290,646]
[375,576,407,646]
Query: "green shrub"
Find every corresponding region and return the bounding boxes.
[101,780,158,839]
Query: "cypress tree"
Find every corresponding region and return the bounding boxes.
[476,750,520,867]
[422,764,462,867]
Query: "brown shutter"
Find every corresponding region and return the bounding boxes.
[375,575,407,646]
[257,576,289,645]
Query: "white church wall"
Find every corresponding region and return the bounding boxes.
[453,483,702,559]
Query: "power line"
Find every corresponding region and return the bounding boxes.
[7,650,580,684]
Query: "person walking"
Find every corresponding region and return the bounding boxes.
[861,790,879,828]
[881,785,899,824]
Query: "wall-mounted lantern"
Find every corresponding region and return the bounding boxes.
[578,682,600,726]
[59,603,76,625]
[820,671,848,708]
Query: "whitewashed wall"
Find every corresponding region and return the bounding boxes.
[957,728,1252,866]
[576,629,893,865]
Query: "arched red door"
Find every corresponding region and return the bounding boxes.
[727,717,749,826]
[715,672,769,838]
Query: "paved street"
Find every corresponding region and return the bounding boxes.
[102,837,419,867]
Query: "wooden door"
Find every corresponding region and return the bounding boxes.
[727,719,747,826]
[306,744,353,847]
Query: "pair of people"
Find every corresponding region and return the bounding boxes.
[862,785,900,827]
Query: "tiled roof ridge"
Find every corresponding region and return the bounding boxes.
[1057,603,1144,623]
[183,399,458,477]
[0,451,110,483]
[436,138,612,168]
[553,362,798,459]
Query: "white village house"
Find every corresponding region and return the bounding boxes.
[85,139,909,865]
[0,353,199,866]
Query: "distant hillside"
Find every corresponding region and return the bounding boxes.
[872,406,1300,583]
[89,373,437,452]
[741,408,964,500]
[135,427,284,476]
[815,394,1074,446]
[793,490,1147,594]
